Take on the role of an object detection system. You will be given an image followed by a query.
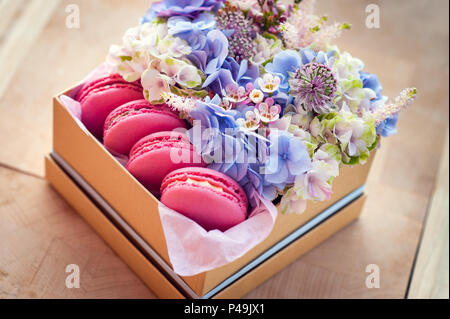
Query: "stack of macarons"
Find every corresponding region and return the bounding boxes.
[126,131,207,196]
[103,100,188,155]
[76,74,249,231]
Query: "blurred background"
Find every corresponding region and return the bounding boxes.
[0,0,448,298]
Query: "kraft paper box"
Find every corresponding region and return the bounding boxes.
[46,86,375,298]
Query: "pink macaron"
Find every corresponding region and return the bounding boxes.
[75,73,144,139]
[127,131,207,196]
[103,99,187,155]
[160,167,248,232]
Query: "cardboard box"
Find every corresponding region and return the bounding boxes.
[47,88,375,298]
[45,155,367,298]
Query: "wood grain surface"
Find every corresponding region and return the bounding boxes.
[0,0,448,299]
[408,129,449,299]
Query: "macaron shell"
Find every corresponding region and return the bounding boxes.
[126,132,206,196]
[160,167,248,232]
[103,101,187,155]
[160,182,247,232]
[81,84,144,139]
[161,167,248,211]
[76,73,129,102]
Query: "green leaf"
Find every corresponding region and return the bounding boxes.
[368,135,379,151]
[262,57,274,67]
[262,32,278,41]
[343,155,359,165]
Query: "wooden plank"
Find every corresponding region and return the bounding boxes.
[408,129,449,299]
[0,165,156,299]
[0,0,26,37]
[0,0,60,99]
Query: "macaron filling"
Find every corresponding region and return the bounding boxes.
[163,176,241,205]
[106,110,132,129]
[185,178,224,193]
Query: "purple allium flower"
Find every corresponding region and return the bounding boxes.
[142,0,225,22]
[216,3,257,63]
[264,49,336,94]
[289,62,337,114]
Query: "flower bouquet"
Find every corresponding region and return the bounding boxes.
[106,0,416,216]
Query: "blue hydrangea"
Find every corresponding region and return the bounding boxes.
[202,57,260,96]
[142,0,225,22]
[263,130,312,192]
[167,13,216,50]
[360,71,383,101]
[376,113,398,137]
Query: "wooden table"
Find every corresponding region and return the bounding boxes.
[0,0,448,299]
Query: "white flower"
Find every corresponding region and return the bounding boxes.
[249,89,264,104]
[223,84,247,104]
[332,51,378,112]
[258,101,281,123]
[107,45,142,82]
[140,22,168,48]
[280,187,308,214]
[252,34,283,65]
[236,108,261,131]
[158,35,191,58]
[280,159,336,214]
[257,73,281,94]
[372,88,417,124]
[313,145,341,178]
[296,160,334,201]
[141,68,171,103]
[220,98,233,111]
[334,51,364,80]
[335,120,366,157]
[175,63,202,88]
[107,21,202,103]
[234,0,260,12]
[334,105,375,158]
[309,117,322,138]
[158,56,183,77]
